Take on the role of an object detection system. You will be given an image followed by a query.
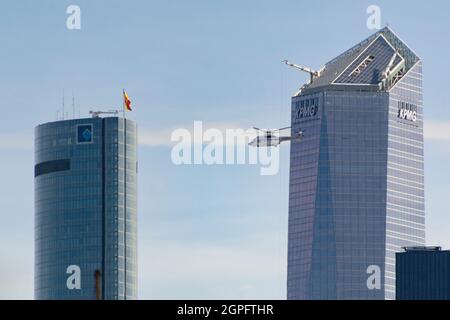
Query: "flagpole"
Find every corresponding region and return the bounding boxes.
[122,87,128,299]
[122,88,126,119]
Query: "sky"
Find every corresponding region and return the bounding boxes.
[0,0,450,299]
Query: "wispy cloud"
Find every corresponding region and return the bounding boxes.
[0,242,33,300]
[0,122,258,150]
[1,120,444,150]
[139,128,175,147]
[139,122,261,147]
[424,120,450,141]
[139,239,286,299]
[138,208,287,299]
[0,134,33,150]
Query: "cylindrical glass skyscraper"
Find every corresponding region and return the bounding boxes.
[34,116,137,300]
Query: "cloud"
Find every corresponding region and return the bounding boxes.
[0,134,33,150]
[424,120,450,141]
[139,128,175,147]
[138,207,287,299]
[0,242,33,300]
[2,119,441,151]
[145,243,280,279]
[138,239,286,299]
[139,122,261,147]
[0,123,258,150]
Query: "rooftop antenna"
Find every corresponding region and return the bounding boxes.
[283,60,319,83]
[72,90,75,119]
[62,89,65,120]
[89,110,119,118]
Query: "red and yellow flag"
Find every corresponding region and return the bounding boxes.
[123,90,132,111]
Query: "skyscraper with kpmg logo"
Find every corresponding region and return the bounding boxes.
[287,27,424,300]
[34,116,138,300]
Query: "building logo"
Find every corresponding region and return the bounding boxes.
[77,124,93,143]
[294,97,319,122]
[398,101,417,122]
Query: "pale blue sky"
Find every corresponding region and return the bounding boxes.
[0,0,450,299]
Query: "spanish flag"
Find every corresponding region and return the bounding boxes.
[123,89,132,111]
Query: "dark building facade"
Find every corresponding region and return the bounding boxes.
[287,27,424,300]
[34,116,137,299]
[396,247,450,300]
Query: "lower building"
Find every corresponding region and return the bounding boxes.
[396,247,450,300]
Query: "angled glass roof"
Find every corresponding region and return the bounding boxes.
[301,27,420,93]
[334,35,397,85]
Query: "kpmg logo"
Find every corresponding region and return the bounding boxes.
[398,101,417,122]
[77,124,93,143]
[294,98,319,122]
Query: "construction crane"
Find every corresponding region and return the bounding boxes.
[283,59,319,83]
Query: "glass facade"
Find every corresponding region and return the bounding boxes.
[396,248,450,300]
[34,117,137,300]
[287,27,424,300]
[385,62,424,299]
